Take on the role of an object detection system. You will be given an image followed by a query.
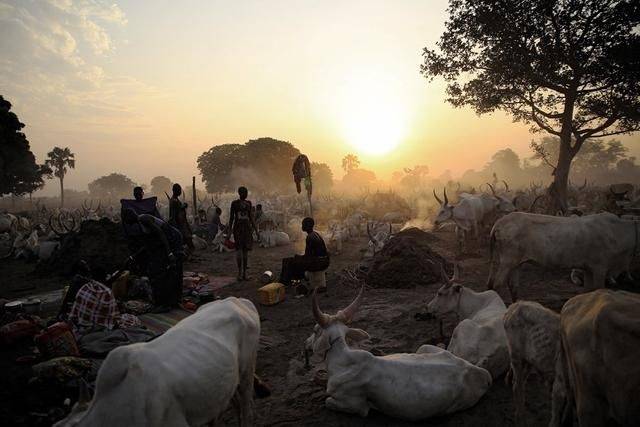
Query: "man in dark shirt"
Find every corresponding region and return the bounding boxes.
[279,217,330,287]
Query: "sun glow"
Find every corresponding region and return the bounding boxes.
[336,72,408,156]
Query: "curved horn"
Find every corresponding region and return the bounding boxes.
[433,189,443,206]
[337,285,364,324]
[528,195,544,212]
[452,263,461,282]
[487,183,497,196]
[502,180,509,192]
[512,195,520,210]
[49,215,63,236]
[312,290,331,328]
[366,222,376,243]
[579,178,587,191]
[62,213,76,233]
[443,187,449,205]
[388,223,392,235]
[439,262,451,285]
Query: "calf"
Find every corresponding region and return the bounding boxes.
[54,297,260,427]
[259,230,290,248]
[503,301,560,423]
[427,265,509,379]
[550,290,640,427]
[308,287,492,421]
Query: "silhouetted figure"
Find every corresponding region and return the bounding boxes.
[122,209,184,313]
[229,186,259,281]
[279,217,330,288]
[169,183,194,252]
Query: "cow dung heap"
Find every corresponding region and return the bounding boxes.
[39,218,129,276]
[366,227,450,289]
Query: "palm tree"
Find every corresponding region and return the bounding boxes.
[341,154,360,174]
[45,147,75,207]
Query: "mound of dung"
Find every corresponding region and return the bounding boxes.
[39,218,129,276]
[366,227,450,288]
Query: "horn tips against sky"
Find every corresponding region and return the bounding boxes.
[2,0,636,194]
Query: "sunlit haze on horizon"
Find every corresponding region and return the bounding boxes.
[1,0,639,195]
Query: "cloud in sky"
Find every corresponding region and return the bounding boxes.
[0,0,157,127]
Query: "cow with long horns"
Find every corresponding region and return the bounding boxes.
[307,287,492,420]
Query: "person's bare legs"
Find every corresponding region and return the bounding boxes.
[236,250,243,281]
[242,250,250,280]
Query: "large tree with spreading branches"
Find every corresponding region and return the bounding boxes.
[421,0,640,211]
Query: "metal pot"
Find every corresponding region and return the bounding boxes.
[5,300,24,314]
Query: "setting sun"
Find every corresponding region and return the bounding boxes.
[337,72,409,156]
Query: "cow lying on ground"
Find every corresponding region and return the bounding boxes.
[426,264,509,379]
[308,286,492,421]
[54,297,260,427]
[550,290,640,427]
[503,301,560,424]
[487,212,638,300]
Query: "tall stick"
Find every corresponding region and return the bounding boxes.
[192,176,197,225]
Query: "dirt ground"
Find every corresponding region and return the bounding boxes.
[1,227,638,426]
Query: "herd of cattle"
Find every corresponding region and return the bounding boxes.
[2,180,640,426]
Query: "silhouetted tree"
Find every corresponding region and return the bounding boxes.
[88,173,137,199]
[198,138,300,193]
[150,175,172,196]
[0,96,49,197]
[342,168,376,189]
[422,0,640,211]
[311,162,334,193]
[45,147,75,207]
[341,154,360,174]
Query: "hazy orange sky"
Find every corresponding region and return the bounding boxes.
[1,0,638,195]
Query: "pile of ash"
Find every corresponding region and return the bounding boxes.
[39,218,130,276]
[365,227,450,289]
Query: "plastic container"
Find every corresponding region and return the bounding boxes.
[257,282,286,306]
[34,322,79,358]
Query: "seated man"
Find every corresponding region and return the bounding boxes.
[208,206,224,241]
[279,217,329,291]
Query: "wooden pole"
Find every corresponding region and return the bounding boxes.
[192,176,197,225]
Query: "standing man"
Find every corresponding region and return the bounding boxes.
[229,186,259,281]
[169,183,194,252]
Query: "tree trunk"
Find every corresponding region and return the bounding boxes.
[59,176,64,208]
[549,136,574,214]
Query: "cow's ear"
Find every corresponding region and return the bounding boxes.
[453,284,462,293]
[346,328,370,344]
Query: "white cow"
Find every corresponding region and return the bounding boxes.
[487,212,638,299]
[308,287,492,421]
[426,265,509,379]
[212,230,233,253]
[433,188,509,252]
[503,301,560,423]
[191,234,208,250]
[259,230,290,248]
[366,222,393,256]
[54,297,260,427]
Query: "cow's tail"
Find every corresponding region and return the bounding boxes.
[486,227,498,290]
